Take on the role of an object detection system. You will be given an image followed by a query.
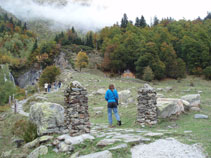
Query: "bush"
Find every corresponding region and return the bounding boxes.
[143,66,154,82]
[12,119,38,143]
[39,65,61,86]
[203,66,211,80]
[0,65,16,106]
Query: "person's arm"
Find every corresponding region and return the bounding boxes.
[105,90,109,101]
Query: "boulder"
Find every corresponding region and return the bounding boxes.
[78,150,112,158]
[29,102,64,136]
[119,90,131,104]
[95,89,106,95]
[181,94,200,108]
[194,114,208,119]
[156,98,184,118]
[27,145,48,158]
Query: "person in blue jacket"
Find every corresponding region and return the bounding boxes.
[105,84,121,127]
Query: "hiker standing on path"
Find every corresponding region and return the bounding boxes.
[44,83,48,92]
[105,84,121,127]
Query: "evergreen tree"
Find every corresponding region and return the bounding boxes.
[153,16,159,26]
[140,15,147,27]
[121,13,128,28]
[135,17,140,27]
[71,27,75,33]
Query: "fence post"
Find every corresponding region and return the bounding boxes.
[25,90,28,98]
[9,96,11,106]
[14,99,17,114]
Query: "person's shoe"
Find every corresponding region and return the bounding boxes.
[118,120,122,126]
[109,125,115,128]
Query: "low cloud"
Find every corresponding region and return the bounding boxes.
[0,0,210,31]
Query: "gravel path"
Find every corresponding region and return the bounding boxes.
[131,138,206,158]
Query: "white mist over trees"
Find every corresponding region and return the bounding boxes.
[0,0,210,31]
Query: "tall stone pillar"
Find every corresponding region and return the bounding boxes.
[137,84,157,126]
[64,81,90,136]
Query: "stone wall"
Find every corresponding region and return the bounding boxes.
[64,81,91,136]
[137,84,157,126]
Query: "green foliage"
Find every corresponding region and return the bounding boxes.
[0,65,16,106]
[99,15,211,80]
[203,66,211,80]
[143,66,154,81]
[12,119,38,143]
[39,65,61,86]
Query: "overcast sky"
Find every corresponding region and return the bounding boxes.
[0,0,210,31]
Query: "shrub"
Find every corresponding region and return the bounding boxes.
[12,119,38,143]
[39,65,61,86]
[203,66,211,80]
[143,66,154,82]
[0,65,16,106]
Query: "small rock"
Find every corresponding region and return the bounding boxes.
[190,107,201,111]
[109,144,128,151]
[58,142,73,152]
[52,139,60,146]
[97,139,121,147]
[1,150,12,158]
[78,150,112,158]
[23,138,39,149]
[57,134,70,141]
[27,145,48,158]
[95,89,106,95]
[144,132,164,137]
[53,148,59,153]
[184,131,192,134]
[93,107,104,111]
[194,114,208,119]
[39,136,53,143]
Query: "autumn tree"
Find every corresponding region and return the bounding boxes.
[76,51,89,71]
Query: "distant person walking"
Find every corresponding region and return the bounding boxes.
[105,84,121,127]
[58,81,62,88]
[54,82,57,91]
[44,83,48,92]
[48,83,51,92]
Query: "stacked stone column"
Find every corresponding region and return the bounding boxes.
[137,84,157,126]
[64,81,90,136]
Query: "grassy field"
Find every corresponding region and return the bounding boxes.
[0,69,211,157]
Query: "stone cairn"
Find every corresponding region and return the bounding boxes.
[64,81,91,136]
[137,84,158,126]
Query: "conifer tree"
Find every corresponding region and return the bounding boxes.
[121,13,128,28]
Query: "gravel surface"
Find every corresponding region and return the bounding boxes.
[131,138,206,158]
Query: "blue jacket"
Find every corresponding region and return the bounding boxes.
[105,89,119,103]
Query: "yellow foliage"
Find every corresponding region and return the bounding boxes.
[76,51,89,71]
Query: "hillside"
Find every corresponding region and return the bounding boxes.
[0,69,211,157]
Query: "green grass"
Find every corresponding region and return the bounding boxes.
[1,70,211,157]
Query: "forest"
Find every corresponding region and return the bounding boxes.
[0,12,211,80]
